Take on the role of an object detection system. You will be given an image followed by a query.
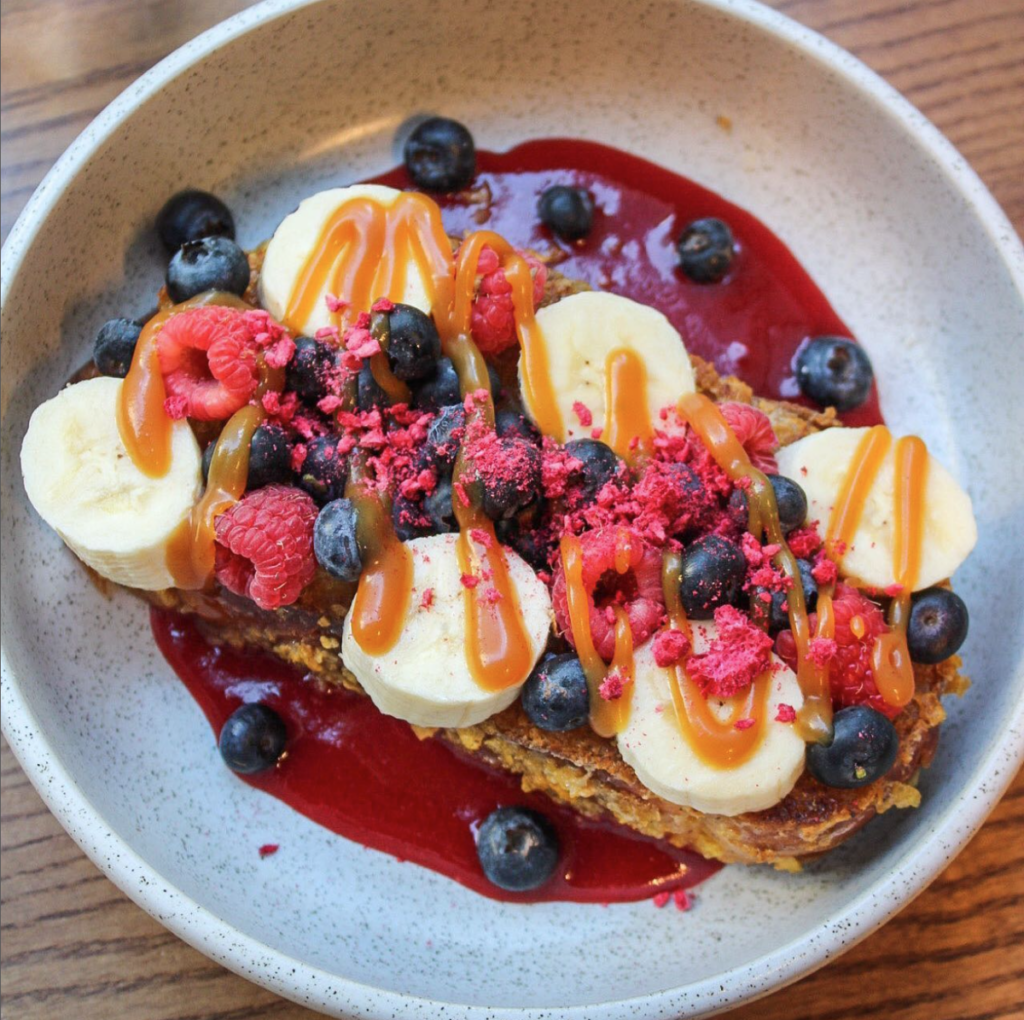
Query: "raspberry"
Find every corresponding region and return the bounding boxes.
[469,246,547,355]
[214,485,318,610]
[776,583,897,718]
[157,306,260,420]
[551,527,665,661]
[719,403,778,475]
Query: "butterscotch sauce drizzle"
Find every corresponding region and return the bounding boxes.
[453,500,534,692]
[118,291,250,479]
[675,392,830,741]
[346,451,414,655]
[559,532,634,737]
[116,291,265,590]
[165,356,285,589]
[445,233,539,691]
[286,194,455,334]
[603,348,653,463]
[870,435,928,707]
[823,427,926,709]
[445,231,562,437]
[367,310,411,405]
[825,426,891,558]
[305,213,538,688]
[660,551,771,768]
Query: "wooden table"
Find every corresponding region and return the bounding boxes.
[2,1,1022,1016]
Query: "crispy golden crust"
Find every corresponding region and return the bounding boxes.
[142,350,969,868]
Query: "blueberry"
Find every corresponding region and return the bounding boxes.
[314,498,362,582]
[475,806,559,892]
[538,185,594,242]
[391,493,430,541]
[678,534,747,618]
[668,462,705,502]
[495,516,554,573]
[166,236,250,303]
[205,426,291,486]
[423,476,458,533]
[287,336,340,401]
[93,318,141,377]
[795,558,818,612]
[297,435,346,503]
[564,438,622,502]
[757,559,818,631]
[767,475,808,533]
[676,217,735,283]
[807,705,899,789]
[357,360,389,410]
[412,357,462,410]
[667,462,716,533]
[204,426,293,488]
[426,405,467,472]
[247,424,292,490]
[521,654,590,731]
[219,703,287,774]
[729,475,807,535]
[495,408,541,445]
[386,303,441,382]
[479,437,542,520]
[403,116,476,192]
[907,587,969,664]
[156,189,235,251]
[727,486,750,531]
[795,337,874,412]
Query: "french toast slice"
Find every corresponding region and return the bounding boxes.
[143,351,968,869]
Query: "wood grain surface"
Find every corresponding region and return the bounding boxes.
[2,1,1022,1017]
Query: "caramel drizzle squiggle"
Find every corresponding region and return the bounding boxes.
[345,450,414,656]
[118,291,285,590]
[287,198,537,683]
[604,348,653,463]
[660,551,772,768]
[675,392,832,742]
[559,529,637,738]
[165,358,285,590]
[824,427,926,709]
[871,435,928,707]
[118,291,251,480]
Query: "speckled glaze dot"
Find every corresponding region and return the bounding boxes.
[1,0,1022,1018]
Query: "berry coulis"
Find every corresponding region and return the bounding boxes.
[156,138,884,903]
[153,608,720,903]
[374,138,883,427]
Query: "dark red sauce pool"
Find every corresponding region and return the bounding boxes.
[153,608,720,903]
[156,138,882,904]
[373,138,882,427]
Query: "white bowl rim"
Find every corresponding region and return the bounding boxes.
[2,1,1022,1017]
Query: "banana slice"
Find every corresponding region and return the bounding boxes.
[341,533,552,728]
[617,627,806,816]
[524,291,695,442]
[775,428,977,590]
[260,184,434,335]
[21,376,202,590]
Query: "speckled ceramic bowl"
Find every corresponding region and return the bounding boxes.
[2,0,1023,1016]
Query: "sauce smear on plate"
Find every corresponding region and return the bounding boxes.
[153,608,720,904]
[373,138,882,426]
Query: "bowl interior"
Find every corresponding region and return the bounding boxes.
[3,0,1023,1016]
